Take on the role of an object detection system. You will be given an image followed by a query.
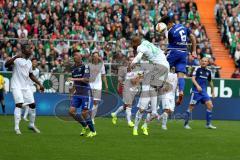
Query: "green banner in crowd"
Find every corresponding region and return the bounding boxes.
[0,72,239,98]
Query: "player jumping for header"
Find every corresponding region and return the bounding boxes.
[159,14,197,105]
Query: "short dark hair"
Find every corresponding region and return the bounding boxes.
[31,57,37,61]
[159,15,174,25]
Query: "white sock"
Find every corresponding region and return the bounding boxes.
[92,104,98,119]
[23,105,29,119]
[125,107,132,123]
[29,108,36,127]
[114,106,124,116]
[161,112,168,127]
[14,107,22,130]
[143,113,151,128]
[134,110,143,130]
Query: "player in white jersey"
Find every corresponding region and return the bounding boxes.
[131,36,169,87]
[158,67,178,130]
[89,51,108,124]
[23,58,40,121]
[5,45,44,135]
[130,36,169,136]
[111,70,143,127]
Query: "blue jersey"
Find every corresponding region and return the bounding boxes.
[192,67,212,93]
[71,64,91,96]
[168,24,191,50]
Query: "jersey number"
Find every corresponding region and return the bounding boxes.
[179,30,186,42]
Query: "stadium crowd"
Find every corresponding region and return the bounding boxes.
[215,0,240,78]
[0,0,219,77]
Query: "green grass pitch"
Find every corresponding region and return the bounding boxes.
[0,116,240,160]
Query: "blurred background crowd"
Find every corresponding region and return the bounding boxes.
[215,0,240,78]
[0,0,220,77]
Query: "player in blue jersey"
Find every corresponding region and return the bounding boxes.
[68,52,96,137]
[160,15,197,105]
[184,57,216,129]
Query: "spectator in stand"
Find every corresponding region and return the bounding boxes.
[38,58,49,73]
[234,43,240,68]
[0,0,216,76]
[231,68,240,78]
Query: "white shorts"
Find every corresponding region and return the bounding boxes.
[138,96,158,115]
[161,98,175,112]
[30,85,37,93]
[91,89,102,101]
[12,88,35,105]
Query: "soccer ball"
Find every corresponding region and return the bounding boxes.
[65,80,74,88]
[155,22,167,33]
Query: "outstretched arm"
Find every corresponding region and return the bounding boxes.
[190,33,197,57]
[131,52,143,65]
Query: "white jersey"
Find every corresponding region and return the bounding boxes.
[89,62,106,90]
[137,40,169,67]
[11,58,33,90]
[29,68,40,86]
[161,72,178,100]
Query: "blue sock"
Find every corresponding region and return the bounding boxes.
[85,112,95,132]
[206,109,212,126]
[74,114,87,128]
[178,77,185,93]
[86,119,95,132]
[184,110,191,126]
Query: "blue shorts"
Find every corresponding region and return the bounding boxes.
[70,95,93,110]
[190,92,211,105]
[167,49,188,73]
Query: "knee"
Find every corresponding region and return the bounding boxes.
[189,105,194,111]
[29,103,36,109]
[16,103,23,108]
[178,72,185,77]
[93,100,98,105]
[69,108,75,116]
[164,109,172,114]
[206,101,213,110]
[139,108,145,113]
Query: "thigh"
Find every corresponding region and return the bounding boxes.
[80,96,93,111]
[162,99,175,112]
[70,95,82,108]
[189,92,201,105]
[150,96,158,114]
[22,89,33,104]
[23,89,35,105]
[175,50,188,73]
[12,89,24,104]
[201,93,211,104]
[123,90,136,105]
[167,50,178,67]
[92,89,101,101]
[138,97,150,110]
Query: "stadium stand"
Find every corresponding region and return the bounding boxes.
[214,0,239,78]
[0,0,220,77]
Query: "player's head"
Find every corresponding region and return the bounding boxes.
[159,14,174,29]
[31,57,38,68]
[92,50,100,63]
[128,56,135,64]
[22,45,32,58]
[131,36,142,50]
[73,51,82,64]
[200,57,209,68]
